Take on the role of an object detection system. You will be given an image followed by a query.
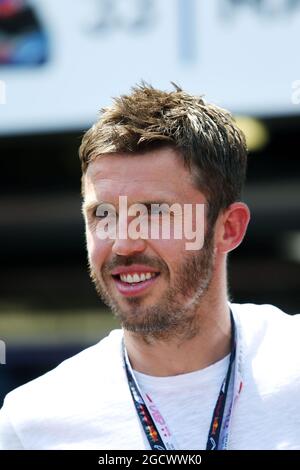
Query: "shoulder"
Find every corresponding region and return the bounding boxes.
[8,328,124,396]
[4,329,124,401]
[230,302,300,391]
[230,302,300,345]
[228,304,300,449]
[0,329,125,448]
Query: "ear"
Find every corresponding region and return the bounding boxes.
[215,202,250,254]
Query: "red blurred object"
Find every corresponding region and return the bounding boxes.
[0,0,24,18]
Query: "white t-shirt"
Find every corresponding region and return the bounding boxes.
[0,302,300,450]
[133,354,230,450]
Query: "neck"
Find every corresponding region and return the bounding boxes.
[123,298,232,377]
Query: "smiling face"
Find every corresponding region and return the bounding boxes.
[83,147,217,340]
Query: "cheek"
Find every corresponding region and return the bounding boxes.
[86,229,111,267]
[148,239,186,271]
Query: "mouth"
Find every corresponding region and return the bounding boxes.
[111,270,161,297]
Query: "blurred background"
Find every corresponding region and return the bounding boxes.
[0,0,300,406]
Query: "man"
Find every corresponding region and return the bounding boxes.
[0,84,299,450]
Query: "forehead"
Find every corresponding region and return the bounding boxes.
[83,147,204,204]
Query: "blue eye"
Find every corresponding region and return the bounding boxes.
[150,205,169,216]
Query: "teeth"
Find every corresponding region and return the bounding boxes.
[119,272,156,283]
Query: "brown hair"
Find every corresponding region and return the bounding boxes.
[79,83,248,226]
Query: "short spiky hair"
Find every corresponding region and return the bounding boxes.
[79,83,248,225]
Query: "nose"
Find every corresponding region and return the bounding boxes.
[112,235,146,257]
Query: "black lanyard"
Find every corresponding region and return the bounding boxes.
[123,310,236,450]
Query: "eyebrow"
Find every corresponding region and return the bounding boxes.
[134,200,173,210]
[82,199,174,214]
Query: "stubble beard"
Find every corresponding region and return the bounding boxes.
[89,229,216,342]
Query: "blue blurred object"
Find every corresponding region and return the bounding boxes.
[0,0,49,66]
